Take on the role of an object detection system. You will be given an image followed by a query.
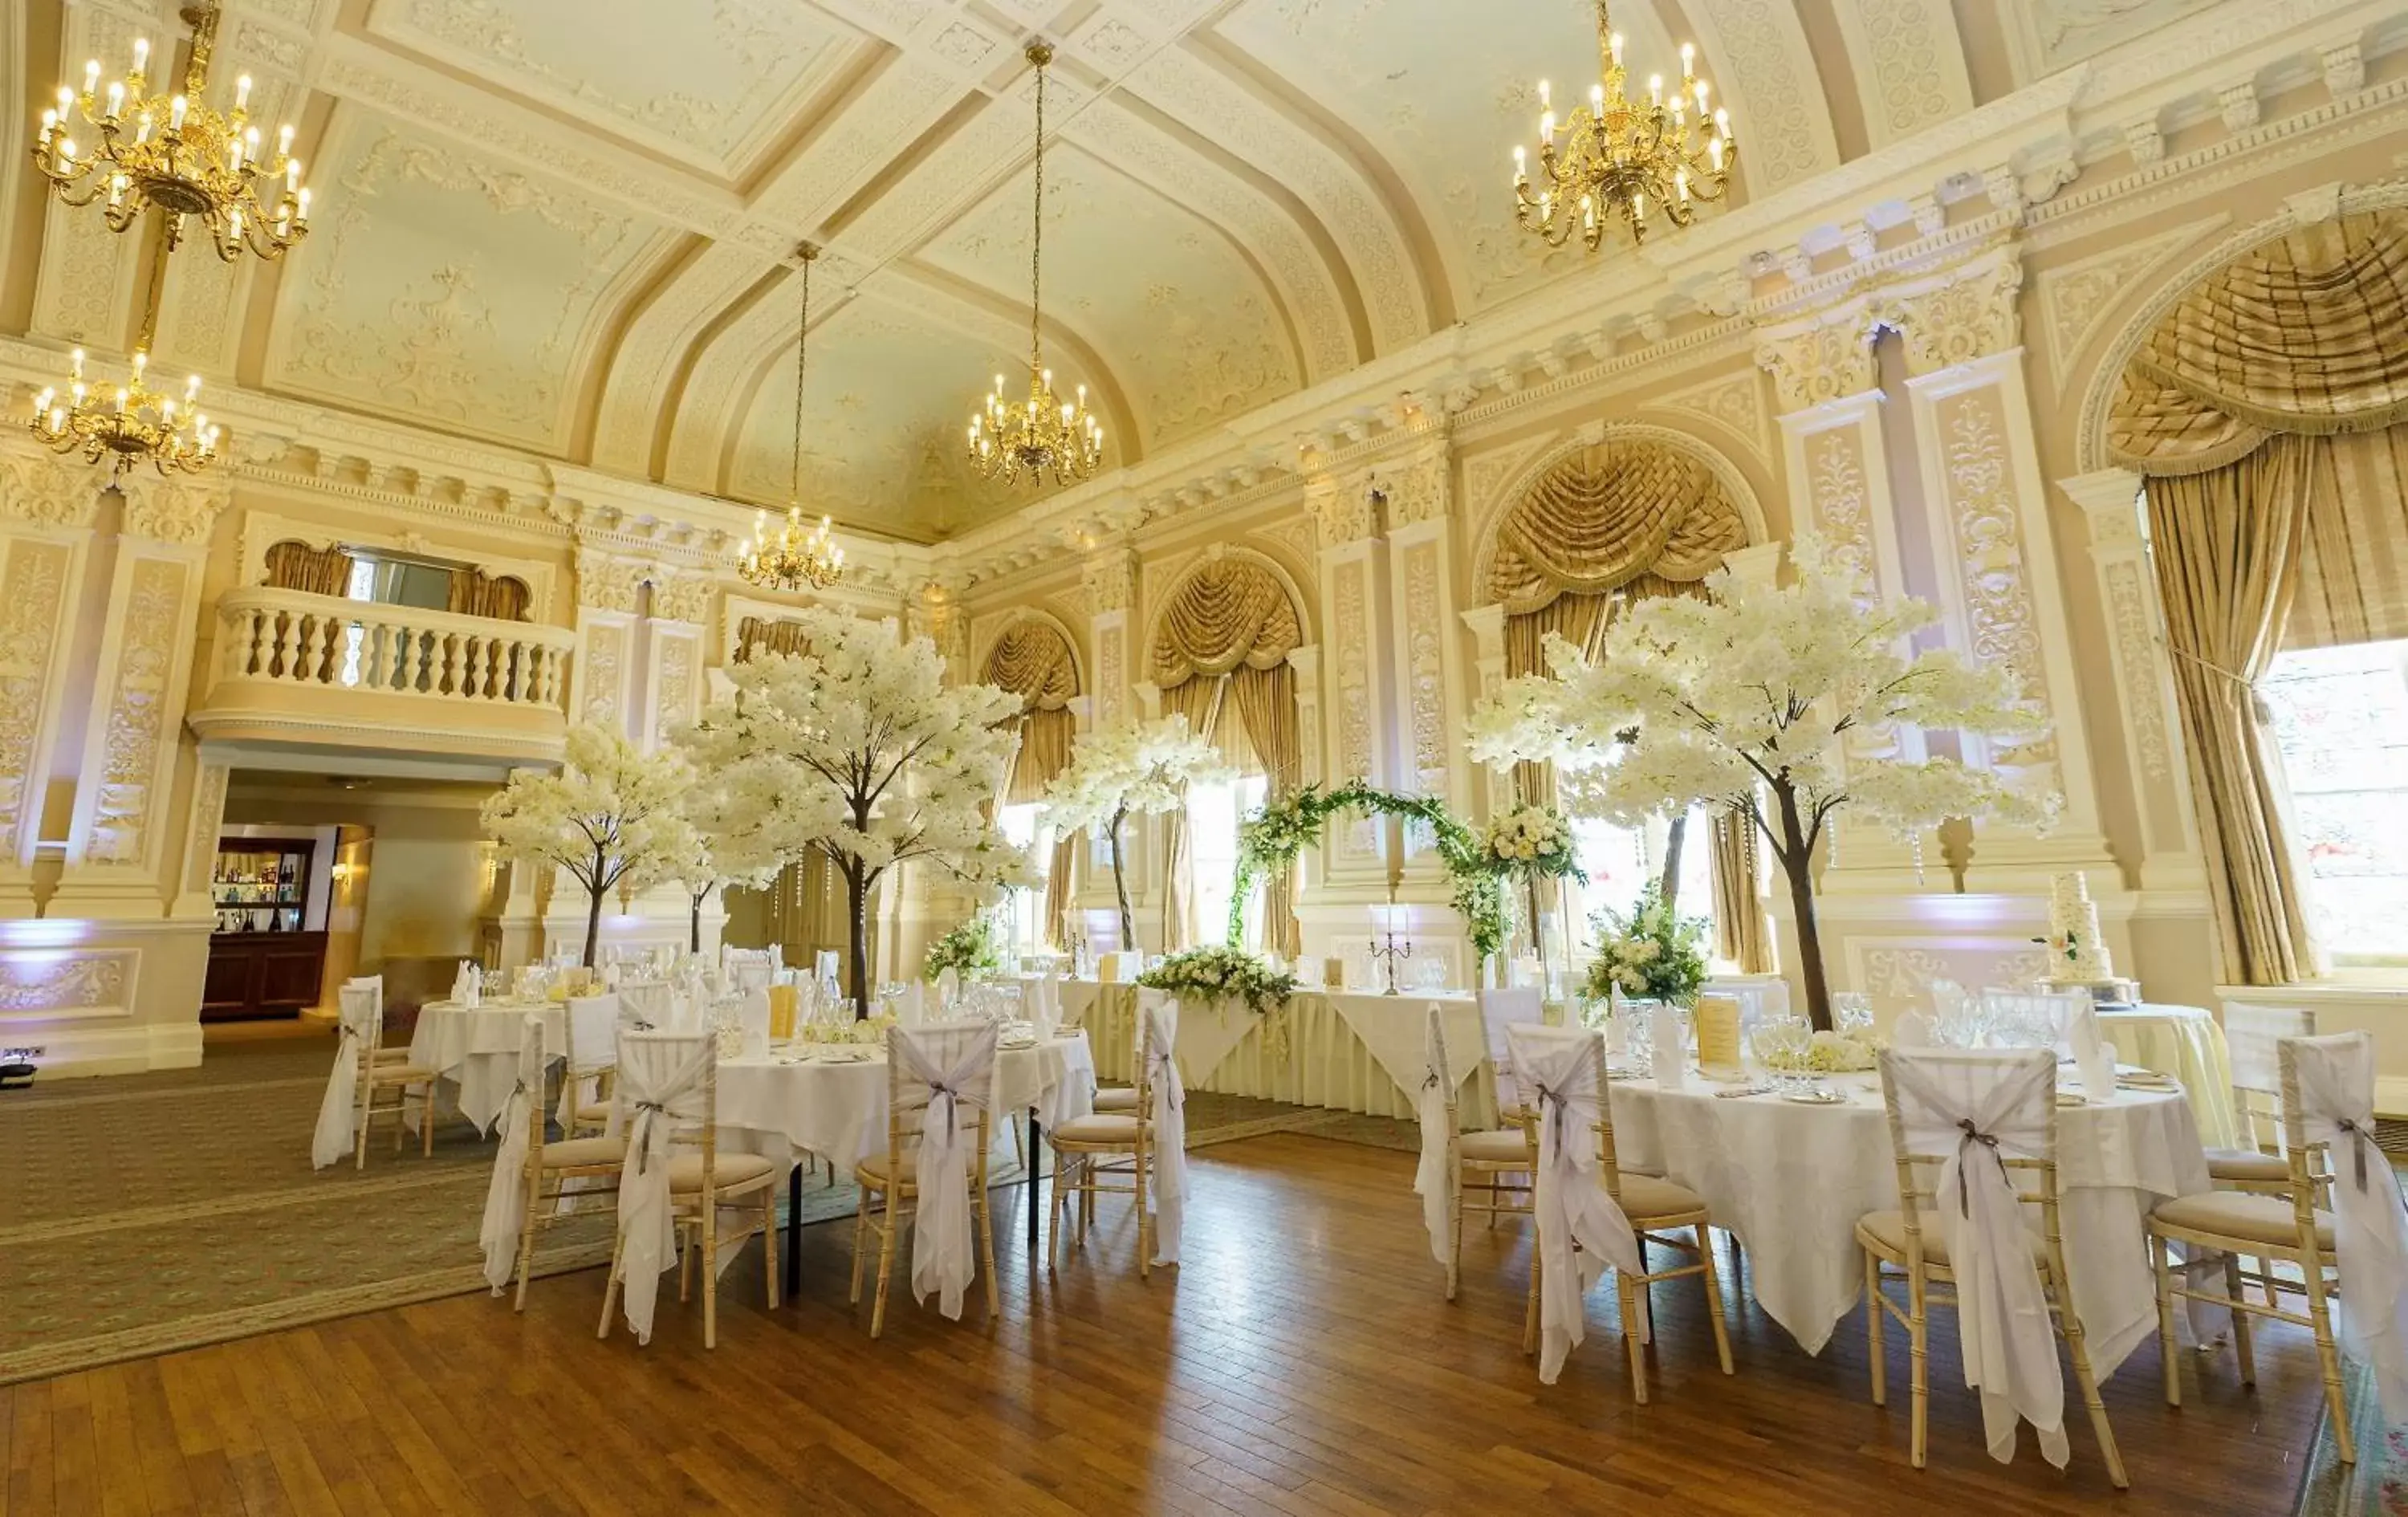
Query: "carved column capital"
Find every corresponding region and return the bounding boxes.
[1875,248,2026,378]
[1304,473,1379,547]
[0,447,108,531]
[1752,301,1880,412]
[114,474,231,547]
[574,547,645,614]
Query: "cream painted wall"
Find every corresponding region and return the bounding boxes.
[222,785,494,974]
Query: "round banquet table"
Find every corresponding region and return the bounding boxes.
[1606,1070,2211,1376]
[712,1032,1098,1292]
[406,999,566,1134]
[2101,1004,2239,1149]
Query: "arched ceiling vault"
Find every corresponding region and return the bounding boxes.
[2,0,2182,543]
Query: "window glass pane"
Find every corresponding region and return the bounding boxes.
[1186,775,1267,947]
[997,803,1048,960]
[2262,640,2408,964]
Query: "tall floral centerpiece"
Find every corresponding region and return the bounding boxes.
[481,723,701,970]
[1583,881,1708,1011]
[1039,714,1225,951]
[678,605,1027,1015]
[1470,537,2050,1031]
[1475,800,1584,985]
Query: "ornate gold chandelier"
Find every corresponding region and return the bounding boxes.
[29,222,218,477]
[738,243,845,594]
[966,43,1102,489]
[1512,2,1735,249]
[33,1,311,262]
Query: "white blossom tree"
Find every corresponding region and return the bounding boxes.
[677,605,1026,1014]
[1468,537,2051,1030]
[1039,714,1226,950]
[481,723,700,969]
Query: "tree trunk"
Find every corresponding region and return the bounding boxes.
[1108,806,1135,951]
[1659,811,1688,914]
[1773,779,1832,1031]
[845,864,872,1019]
[582,884,603,970]
[689,893,703,955]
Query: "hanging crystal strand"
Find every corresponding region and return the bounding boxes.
[1909,828,1925,887]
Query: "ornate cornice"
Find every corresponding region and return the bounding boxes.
[116,474,233,547]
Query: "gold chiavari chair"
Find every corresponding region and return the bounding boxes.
[2148,1031,2357,1462]
[345,982,438,1169]
[1858,1047,2124,1486]
[506,1040,628,1312]
[2208,1004,2317,1307]
[851,1020,1003,1337]
[1509,1023,1735,1402]
[1047,995,1165,1279]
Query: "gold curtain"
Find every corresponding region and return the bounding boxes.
[1006,707,1076,807]
[446,569,530,620]
[1485,441,1747,614]
[2287,424,2408,649]
[1149,559,1300,685]
[263,540,352,596]
[1228,661,1303,958]
[1709,808,1774,974]
[982,621,1081,804]
[2144,433,2323,985]
[1505,592,1613,807]
[1156,674,1226,953]
[1043,832,1077,950]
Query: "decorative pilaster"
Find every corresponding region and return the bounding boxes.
[55,474,229,917]
[0,449,107,912]
[1308,472,1397,882]
[1458,603,1511,818]
[2062,467,2205,894]
[639,573,710,752]
[913,581,969,685]
[1374,444,1470,821]
[1080,544,1137,728]
[1885,250,2116,881]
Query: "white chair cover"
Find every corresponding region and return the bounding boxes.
[1478,987,1541,1112]
[1981,987,2090,1052]
[311,984,377,1169]
[609,1031,718,1344]
[2286,1031,2408,1419]
[1883,1046,2068,1469]
[890,1020,1000,1320]
[1504,1023,1643,1385]
[619,980,673,1031]
[559,992,620,1129]
[726,950,775,994]
[1413,1004,1454,1267]
[1146,997,1189,1267]
[479,1014,545,1294]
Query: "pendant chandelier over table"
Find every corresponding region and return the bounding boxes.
[737,242,846,594]
[1512,0,1735,249]
[966,42,1104,490]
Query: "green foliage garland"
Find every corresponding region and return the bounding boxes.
[1228,780,1508,965]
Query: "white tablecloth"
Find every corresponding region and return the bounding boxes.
[714,1034,1096,1167]
[1608,1071,2210,1374]
[408,1000,567,1133]
[2102,1004,2239,1149]
[1060,982,1498,1130]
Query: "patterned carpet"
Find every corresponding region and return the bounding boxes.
[0,1038,1365,1386]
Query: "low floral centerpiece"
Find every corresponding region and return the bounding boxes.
[1581,881,1707,1008]
[796,1011,898,1047]
[1477,801,1582,880]
[924,914,1004,981]
[1753,1023,1883,1075]
[1137,944,1299,1015]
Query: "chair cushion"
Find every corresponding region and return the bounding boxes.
[1458,1129,1535,1164]
[2205,1148,2292,1185]
[1091,1085,1141,1112]
[1857,1210,2048,1267]
[853,1146,922,1190]
[667,1151,779,1194]
[539,1136,627,1169]
[1614,1174,1710,1222]
[1051,1113,1143,1145]
[2154,1191,2334,1250]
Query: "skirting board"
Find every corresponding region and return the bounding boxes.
[9,1019,203,1080]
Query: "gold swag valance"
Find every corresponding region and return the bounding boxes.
[1148,557,1301,686]
[735,616,813,661]
[982,620,1080,713]
[1485,439,1748,615]
[2109,209,2408,475]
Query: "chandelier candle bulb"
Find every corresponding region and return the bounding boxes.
[130,38,147,74]
[234,75,250,111]
[83,59,100,94]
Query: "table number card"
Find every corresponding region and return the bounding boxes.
[1694,994,1743,1075]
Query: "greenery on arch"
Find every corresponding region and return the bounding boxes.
[1228,780,1508,965]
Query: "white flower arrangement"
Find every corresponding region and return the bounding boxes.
[797,1011,898,1047]
[1755,1024,1883,1075]
[1476,802,1582,880]
[1137,945,1298,1017]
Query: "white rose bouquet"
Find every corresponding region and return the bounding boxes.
[1476,802,1584,882]
[1581,881,1708,1007]
[1137,945,1298,1017]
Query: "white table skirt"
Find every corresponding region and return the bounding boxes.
[1060,983,1499,1131]
[714,1035,1096,1168]
[2103,1004,2239,1149]
[1607,1071,2209,1373]
[408,1000,566,1134]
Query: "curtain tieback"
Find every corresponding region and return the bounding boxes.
[2164,642,2276,723]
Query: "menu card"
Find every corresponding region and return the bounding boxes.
[1694,994,1743,1075]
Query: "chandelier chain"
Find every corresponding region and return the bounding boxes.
[790,246,810,507]
[1029,55,1044,371]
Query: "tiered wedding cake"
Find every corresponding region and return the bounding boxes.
[2041,872,2138,1003]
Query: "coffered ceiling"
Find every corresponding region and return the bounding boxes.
[3,0,2235,543]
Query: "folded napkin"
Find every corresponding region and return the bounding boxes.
[1652,1005,1688,1090]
